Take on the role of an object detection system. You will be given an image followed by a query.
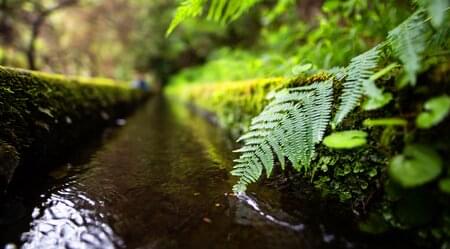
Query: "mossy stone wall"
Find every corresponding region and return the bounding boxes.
[0,66,148,193]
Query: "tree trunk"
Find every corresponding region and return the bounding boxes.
[26,17,43,70]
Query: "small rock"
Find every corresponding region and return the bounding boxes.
[203,217,212,223]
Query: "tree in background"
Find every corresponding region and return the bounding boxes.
[0,0,79,69]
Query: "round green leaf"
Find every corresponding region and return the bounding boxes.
[323,130,367,149]
[439,178,450,194]
[416,95,450,129]
[389,144,442,188]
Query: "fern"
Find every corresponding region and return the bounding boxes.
[166,0,205,36]
[231,80,333,193]
[167,0,262,35]
[387,11,428,85]
[332,46,380,127]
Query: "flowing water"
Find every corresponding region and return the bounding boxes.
[0,98,413,249]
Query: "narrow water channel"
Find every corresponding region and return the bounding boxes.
[1,98,413,249]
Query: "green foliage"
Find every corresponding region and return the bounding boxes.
[228,4,449,192]
[387,11,428,85]
[416,95,450,128]
[166,1,450,244]
[389,144,443,188]
[332,46,380,127]
[231,80,333,192]
[323,130,368,149]
[167,0,262,35]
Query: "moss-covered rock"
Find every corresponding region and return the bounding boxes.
[0,66,148,193]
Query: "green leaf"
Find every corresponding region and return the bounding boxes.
[323,130,367,149]
[363,118,407,127]
[416,95,450,129]
[439,178,450,194]
[389,144,442,188]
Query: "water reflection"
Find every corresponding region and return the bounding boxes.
[233,193,305,231]
[21,183,123,249]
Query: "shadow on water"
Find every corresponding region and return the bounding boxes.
[1,97,417,249]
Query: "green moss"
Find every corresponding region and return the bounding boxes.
[0,66,148,192]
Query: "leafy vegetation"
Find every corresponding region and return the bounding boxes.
[167,0,449,246]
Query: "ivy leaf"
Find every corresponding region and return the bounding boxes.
[416,95,450,129]
[389,144,442,188]
[439,178,450,194]
[323,130,367,149]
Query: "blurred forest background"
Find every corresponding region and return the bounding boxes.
[0,0,412,84]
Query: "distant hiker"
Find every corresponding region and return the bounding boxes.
[132,72,150,92]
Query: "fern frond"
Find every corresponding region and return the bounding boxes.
[231,80,334,193]
[167,0,205,35]
[387,11,428,85]
[332,46,380,127]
